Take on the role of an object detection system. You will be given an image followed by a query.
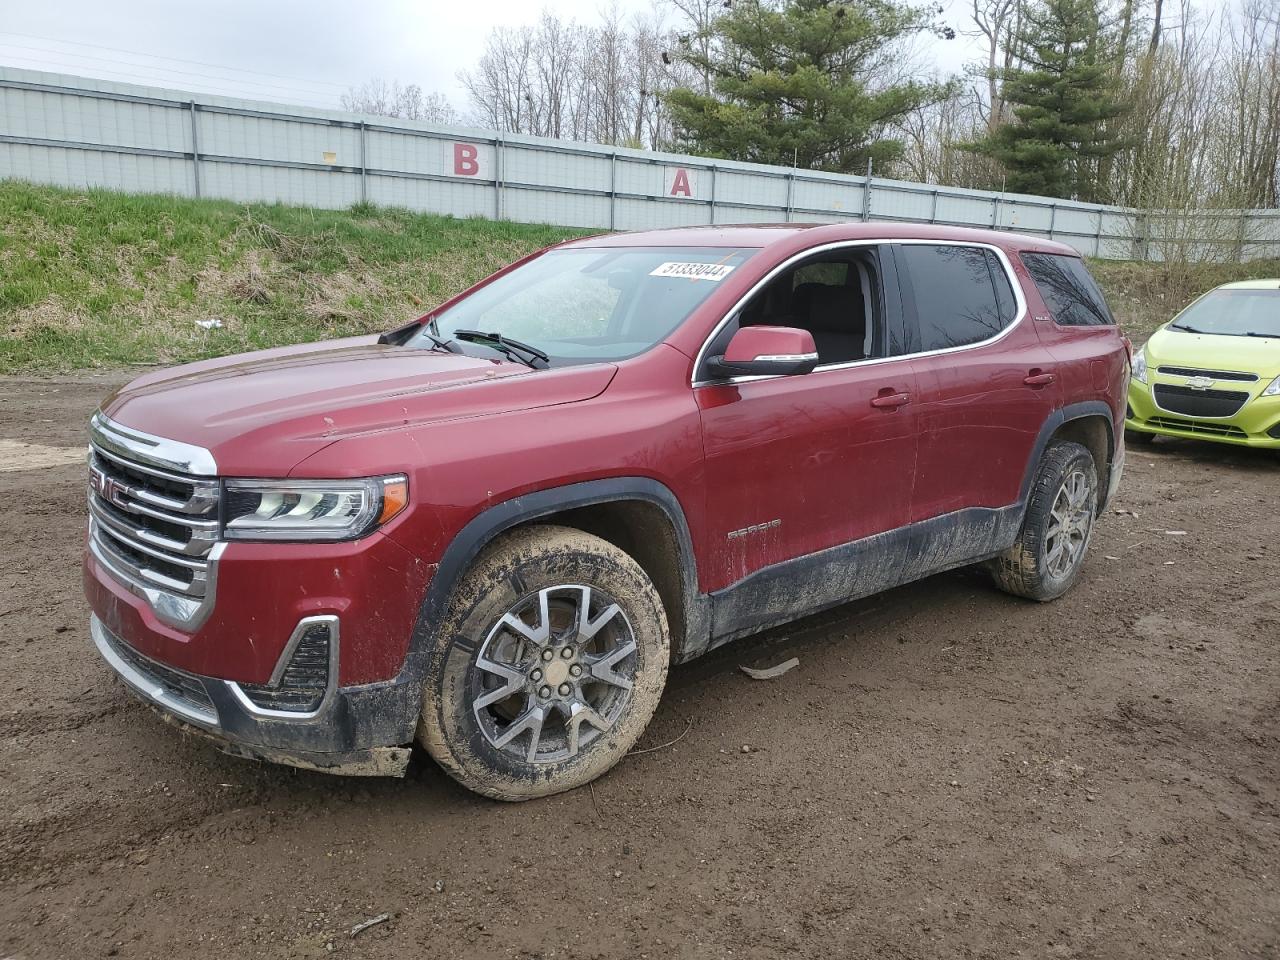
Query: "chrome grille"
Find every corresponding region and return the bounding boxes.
[88,414,221,629]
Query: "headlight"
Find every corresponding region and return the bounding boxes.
[222,476,408,541]
[1262,376,1280,397]
[1131,347,1148,384]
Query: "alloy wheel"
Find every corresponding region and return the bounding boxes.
[470,584,637,764]
[1044,468,1095,579]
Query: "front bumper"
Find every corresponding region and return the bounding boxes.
[91,614,420,775]
[1126,378,1280,448]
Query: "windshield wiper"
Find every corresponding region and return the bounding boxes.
[1244,331,1278,338]
[452,329,550,369]
[377,320,458,354]
[419,329,461,353]
[1169,323,1209,333]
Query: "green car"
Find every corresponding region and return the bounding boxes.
[1126,280,1280,449]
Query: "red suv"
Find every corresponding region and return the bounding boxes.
[85,223,1127,800]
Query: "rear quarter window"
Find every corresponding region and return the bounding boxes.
[1021,253,1114,326]
[898,244,1011,352]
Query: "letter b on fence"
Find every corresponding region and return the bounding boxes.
[454,143,479,177]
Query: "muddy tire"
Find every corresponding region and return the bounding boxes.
[417,524,670,801]
[989,441,1099,602]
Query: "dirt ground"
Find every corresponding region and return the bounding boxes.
[1,373,1277,960]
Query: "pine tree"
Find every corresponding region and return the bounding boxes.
[965,0,1129,201]
[663,0,953,173]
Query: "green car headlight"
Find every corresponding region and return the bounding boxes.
[1262,376,1280,398]
[1131,347,1148,384]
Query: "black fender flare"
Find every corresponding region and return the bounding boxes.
[1018,400,1118,507]
[403,477,711,686]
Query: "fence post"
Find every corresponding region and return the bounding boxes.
[1048,202,1057,241]
[358,121,367,205]
[929,189,939,224]
[784,171,794,223]
[1235,210,1248,262]
[1129,210,1148,261]
[609,150,618,231]
[188,101,201,198]
[494,133,505,221]
[709,163,717,226]
[861,158,872,222]
[992,194,1001,228]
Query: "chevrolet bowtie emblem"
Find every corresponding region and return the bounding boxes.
[1185,376,1215,390]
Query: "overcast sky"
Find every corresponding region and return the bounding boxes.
[0,0,989,115]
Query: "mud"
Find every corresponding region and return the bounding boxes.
[1,373,1277,959]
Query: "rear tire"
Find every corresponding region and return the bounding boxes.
[990,441,1099,602]
[417,524,670,801]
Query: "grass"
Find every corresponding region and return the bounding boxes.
[3,179,1278,372]
[0,181,585,373]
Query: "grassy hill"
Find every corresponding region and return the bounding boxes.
[0,181,583,372]
[2,180,1277,373]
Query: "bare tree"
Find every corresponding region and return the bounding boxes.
[459,6,694,150]
[662,0,722,96]
[968,0,1021,130]
[459,26,537,134]
[341,78,459,124]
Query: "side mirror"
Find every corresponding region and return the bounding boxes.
[707,325,819,378]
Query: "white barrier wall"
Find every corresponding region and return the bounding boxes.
[3,66,1278,261]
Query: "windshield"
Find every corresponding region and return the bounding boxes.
[410,246,756,365]
[1170,287,1280,338]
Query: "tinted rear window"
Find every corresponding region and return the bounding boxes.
[1022,253,1114,326]
[899,244,1010,351]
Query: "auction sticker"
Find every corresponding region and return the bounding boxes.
[649,261,736,281]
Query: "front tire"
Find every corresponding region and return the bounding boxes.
[417,524,670,801]
[990,441,1099,602]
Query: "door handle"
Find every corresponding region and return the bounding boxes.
[870,391,911,409]
[1023,371,1057,387]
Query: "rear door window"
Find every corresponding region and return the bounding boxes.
[988,250,1018,324]
[1021,252,1114,326]
[897,244,1010,352]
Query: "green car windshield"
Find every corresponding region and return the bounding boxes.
[1171,288,1280,338]
[412,247,756,364]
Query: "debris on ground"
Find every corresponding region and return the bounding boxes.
[739,657,800,680]
[195,318,223,330]
[350,914,390,937]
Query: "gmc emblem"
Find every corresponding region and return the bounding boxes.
[89,465,129,509]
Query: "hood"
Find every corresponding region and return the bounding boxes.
[102,336,617,475]
[1144,325,1280,379]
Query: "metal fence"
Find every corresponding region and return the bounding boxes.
[3,65,1278,262]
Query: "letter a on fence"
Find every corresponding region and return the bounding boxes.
[665,166,697,198]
